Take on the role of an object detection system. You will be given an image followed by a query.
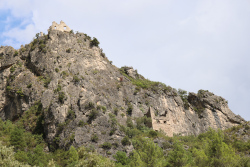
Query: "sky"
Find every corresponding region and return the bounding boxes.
[0,0,249,121]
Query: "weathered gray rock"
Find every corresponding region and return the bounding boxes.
[0,29,245,157]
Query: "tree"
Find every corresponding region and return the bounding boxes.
[0,141,30,167]
[130,138,166,167]
[166,140,191,167]
[113,151,130,165]
[10,127,26,151]
[67,146,79,165]
[90,37,100,47]
[193,128,245,167]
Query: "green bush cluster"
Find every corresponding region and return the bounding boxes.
[91,134,98,142]
[136,116,152,130]
[58,92,65,103]
[101,142,112,150]
[73,75,80,82]
[121,136,131,146]
[119,66,173,94]
[54,84,62,93]
[85,102,95,110]
[126,103,133,116]
[17,88,24,97]
[178,88,189,109]
[0,112,249,167]
[27,83,32,88]
[38,76,51,88]
[88,109,99,124]
[67,109,75,119]
[10,66,16,73]
[66,48,71,53]
[61,71,69,79]
[109,113,117,136]
[90,37,100,47]
[18,101,44,135]
[78,120,87,127]
[14,51,18,56]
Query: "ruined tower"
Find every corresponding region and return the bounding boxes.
[48,20,71,32]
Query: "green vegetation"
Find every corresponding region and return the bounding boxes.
[136,116,152,130]
[54,84,62,93]
[66,48,71,53]
[38,76,51,88]
[21,47,26,52]
[0,118,114,166]
[61,71,69,79]
[17,88,24,97]
[121,136,131,146]
[120,66,173,94]
[0,114,249,166]
[88,109,99,123]
[109,113,117,136]
[78,120,87,127]
[101,106,107,112]
[55,68,59,72]
[85,102,95,110]
[91,134,99,142]
[73,75,80,82]
[126,103,133,116]
[197,89,213,98]
[178,88,189,109]
[101,142,112,150]
[10,66,16,73]
[6,85,12,91]
[67,109,75,119]
[18,101,44,135]
[58,92,65,103]
[14,51,18,56]
[92,69,99,74]
[90,37,100,47]
[27,83,32,88]
[114,107,119,115]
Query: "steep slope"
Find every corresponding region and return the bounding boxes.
[0,29,245,155]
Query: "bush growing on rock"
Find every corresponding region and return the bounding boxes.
[85,102,95,110]
[73,75,80,82]
[101,142,112,150]
[113,151,130,165]
[66,48,71,53]
[14,51,18,56]
[126,103,133,116]
[91,134,99,142]
[58,92,65,103]
[90,37,100,47]
[121,136,131,146]
[88,109,99,123]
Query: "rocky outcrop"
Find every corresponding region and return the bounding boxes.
[0,29,245,156]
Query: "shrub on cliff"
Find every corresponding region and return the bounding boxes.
[90,37,100,47]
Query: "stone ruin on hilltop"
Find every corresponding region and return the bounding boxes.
[48,20,71,32]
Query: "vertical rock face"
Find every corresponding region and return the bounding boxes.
[0,29,245,155]
[149,91,244,137]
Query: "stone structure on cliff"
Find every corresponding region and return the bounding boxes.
[48,20,71,32]
[0,22,245,157]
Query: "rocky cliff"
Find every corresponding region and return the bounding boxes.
[0,29,245,155]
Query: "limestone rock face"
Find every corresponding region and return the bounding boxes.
[0,30,245,156]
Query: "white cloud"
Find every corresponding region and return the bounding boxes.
[3,24,36,48]
[0,0,33,18]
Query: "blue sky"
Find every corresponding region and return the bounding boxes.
[1,0,250,121]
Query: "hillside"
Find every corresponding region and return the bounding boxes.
[0,22,249,166]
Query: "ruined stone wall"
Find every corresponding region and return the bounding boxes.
[48,21,71,32]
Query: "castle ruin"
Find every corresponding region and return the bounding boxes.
[48,21,71,32]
